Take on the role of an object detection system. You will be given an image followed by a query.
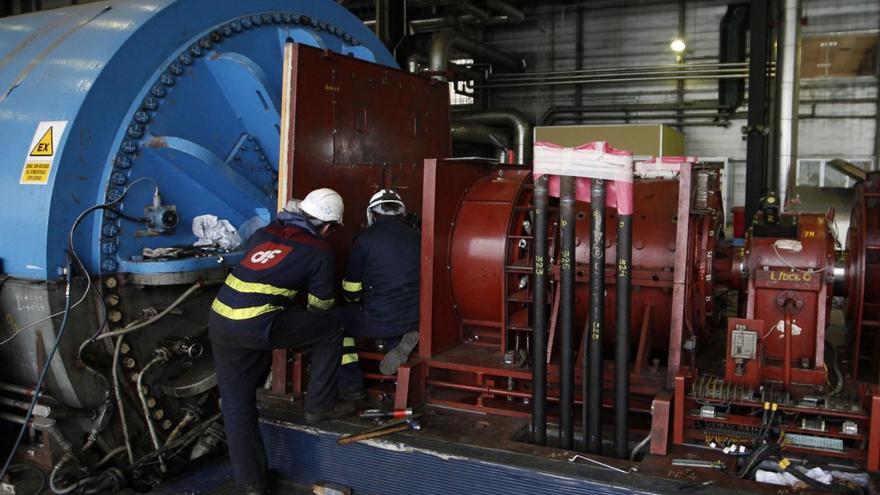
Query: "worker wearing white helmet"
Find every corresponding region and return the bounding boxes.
[209,188,350,495]
[336,189,421,400]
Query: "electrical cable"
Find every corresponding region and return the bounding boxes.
[0,177,158,348]
[629,433,651,461]
[0,261,73,485]
[772,242,832,275]
[112,335,135,465]
[92,281,206,342]
[136,355,168,472]
[91,446,126,470]
[0,178,159,485]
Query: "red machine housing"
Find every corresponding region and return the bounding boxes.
[848,171,880,381]
[418,158,725,429]
[738,213,836,388]
[268,47,880,472]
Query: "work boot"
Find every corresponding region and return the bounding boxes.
[304,400,356,425]
[380,331,419,376]
[338,387,368,402]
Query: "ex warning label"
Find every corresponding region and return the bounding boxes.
[20,121,67,185]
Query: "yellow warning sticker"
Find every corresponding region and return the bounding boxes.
[30,127,54,157]
[20,121,67,185]
[20,162,52,184]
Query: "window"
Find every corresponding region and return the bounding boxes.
[796,158,876,188]
[449,58,475,106]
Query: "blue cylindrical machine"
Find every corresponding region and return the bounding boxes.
[0,0,393,281]
[0,0,393,477]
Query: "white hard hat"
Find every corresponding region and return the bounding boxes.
[366,189,405,226]
[300,188,344,224]
[368,189,405,212]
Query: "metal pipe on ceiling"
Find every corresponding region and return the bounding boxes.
[407,52,486,81]
[452,109,532,165]
[364,0,525,33]
[490,62,752,78]
[450,123,511,149]
[541,102,724,125]
[430,29,526,81]
[481,73,753,89]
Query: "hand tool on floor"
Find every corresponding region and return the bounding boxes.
[337,415,422,445]
[359,408,414,420]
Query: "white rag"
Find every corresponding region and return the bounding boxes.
[755,467,832,487]
[192,215,242,250]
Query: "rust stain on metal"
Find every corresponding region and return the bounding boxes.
[146,136,167,149]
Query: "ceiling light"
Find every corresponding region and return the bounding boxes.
[670,38,686,53]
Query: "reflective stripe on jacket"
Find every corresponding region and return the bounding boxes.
[211,216,336,340]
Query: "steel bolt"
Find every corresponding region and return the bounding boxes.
[101,241,117,255]
[120,342,130,354]
[102,223,119,237]
[150,85,166,98]
[105,293,120,306]
[146,397,156,408]
[169,63,183,76]
[111,171,127,185]
[152,409,165,420]
[123,358,136,369]
[143,97,159,111]
[134,111,151,124]
[160,72,175,86]
[122,140,138,154]
[127,125,144,139]
[162,420,173,430]
[115,154,133,169]
[106,187,124,202]
[105,277,118,289]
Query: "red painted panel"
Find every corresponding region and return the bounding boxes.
[281,44,451,271]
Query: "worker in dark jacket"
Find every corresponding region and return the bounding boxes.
[337,190,420,398]
[209,188,351,495]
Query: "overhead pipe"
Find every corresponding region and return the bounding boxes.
[586,179,606,454]
[450,123,511,163]
[407,52,486,81]
[540,102,724,125]
[558,176,576,450]
[480,73,753,90]
[744,0,772,225]
[429,29,526,82]
[773,0,801,211]
[365,0,525,33]
[531,175,549,446]
[452,109,532,165]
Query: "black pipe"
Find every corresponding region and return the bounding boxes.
[745,0,771,225]
[614,212,633,459]
[531,175,549,446]
[587,179,605,454]
[559,176,576,450]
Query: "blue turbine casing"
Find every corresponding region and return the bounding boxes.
[0,0,395,281]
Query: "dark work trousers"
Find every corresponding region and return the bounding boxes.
[209,306,343,486]
[335,304,417,392]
